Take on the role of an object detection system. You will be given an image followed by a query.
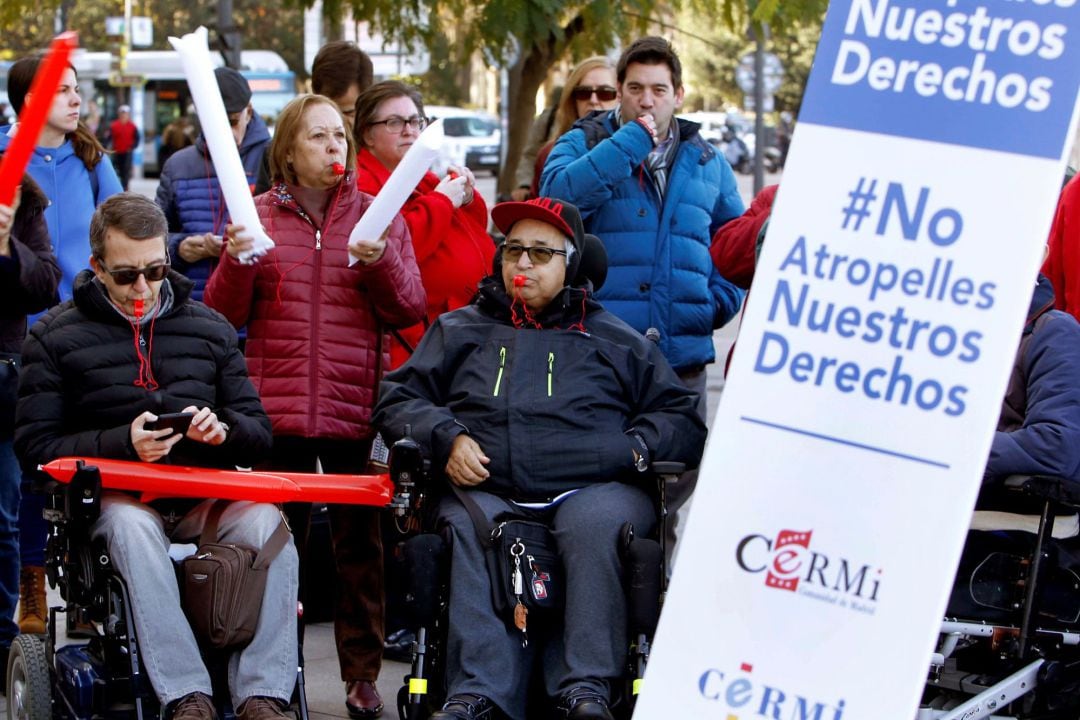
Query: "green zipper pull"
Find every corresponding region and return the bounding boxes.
[547,352,554,397]
[493,346,507,396]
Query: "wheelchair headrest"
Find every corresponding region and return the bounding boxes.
[575,233,607,291]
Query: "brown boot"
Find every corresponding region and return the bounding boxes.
[18,565,47,635]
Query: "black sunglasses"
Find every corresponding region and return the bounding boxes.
[99,261,170,285]
[572,85,617,102]
[501,244,568,265]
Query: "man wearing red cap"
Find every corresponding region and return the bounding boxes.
[375,198,705,720]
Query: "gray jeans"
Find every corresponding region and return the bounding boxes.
[91,493,299,707]
[438,482,654,720]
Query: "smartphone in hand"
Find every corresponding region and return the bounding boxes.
[144,412,195,437]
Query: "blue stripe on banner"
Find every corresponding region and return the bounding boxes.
[740,415,950,469]
[799,0,1080,160]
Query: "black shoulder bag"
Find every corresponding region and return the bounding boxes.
[449,485,563,645]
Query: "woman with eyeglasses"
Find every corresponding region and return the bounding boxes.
[353,80,494,369]
[529,57,618,197]
[204,94,425,720]
[0,53,122,640]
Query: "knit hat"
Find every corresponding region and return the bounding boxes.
[214,67,252,114]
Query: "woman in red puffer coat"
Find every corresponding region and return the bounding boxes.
[353,81,493,368]
[204,94,425,718]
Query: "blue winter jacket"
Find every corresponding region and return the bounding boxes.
[984,274,1080,486]
[156,113,271,303]
[540,111,745,372]
[0,127,123,303]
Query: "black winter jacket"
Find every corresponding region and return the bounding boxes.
[374,277,706,502]
[0,176,60,355]
[15,270,271,472]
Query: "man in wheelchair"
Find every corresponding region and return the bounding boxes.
[958,269,1080,613]
[924,270,1080,718]
[374,197,706,720]
[14,194,299,720]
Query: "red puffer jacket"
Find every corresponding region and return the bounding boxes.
[357,148,494,367]
[203,175,426,440]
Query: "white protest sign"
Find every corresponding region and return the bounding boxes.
[636,1,1080,718]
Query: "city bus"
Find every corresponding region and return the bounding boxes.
[70,48,296,176]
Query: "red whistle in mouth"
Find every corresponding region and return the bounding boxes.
[133,298,145,318]
[513,275,526,287]
[448,171,459,180]
[331,163,345,176]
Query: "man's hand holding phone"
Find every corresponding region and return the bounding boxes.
[131,407,228,462]
[131,411,188,462]
[181,406,228,446]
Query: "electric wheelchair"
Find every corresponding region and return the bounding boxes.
[385,435,683,720]
[4,457,404,720]
[919,475,1080,720]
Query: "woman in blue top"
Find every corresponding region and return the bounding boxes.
[0,54,122,637]
[0,55,122,303]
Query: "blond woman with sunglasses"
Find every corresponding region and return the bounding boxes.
[528,57,618,197]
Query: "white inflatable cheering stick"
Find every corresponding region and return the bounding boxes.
[347,119,445,267]
[168,27,274,263]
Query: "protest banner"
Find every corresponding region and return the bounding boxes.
[636,1,1080,717]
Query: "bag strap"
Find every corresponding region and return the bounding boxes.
[450,484,499,550]
[199,499,292,570]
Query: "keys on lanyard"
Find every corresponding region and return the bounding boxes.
[511,540,528,646]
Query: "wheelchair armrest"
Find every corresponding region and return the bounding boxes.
[1003,475,1080,510]
[650,462,685,478]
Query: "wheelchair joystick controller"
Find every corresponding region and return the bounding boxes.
[389,426,424,517]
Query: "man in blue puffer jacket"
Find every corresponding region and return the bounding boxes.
[541,36,745,563]
[156,67,270,305]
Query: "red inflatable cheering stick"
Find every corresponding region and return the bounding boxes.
[0,32,78,207]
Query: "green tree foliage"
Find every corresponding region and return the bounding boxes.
[678,5,824,115]
[0,0,303,77]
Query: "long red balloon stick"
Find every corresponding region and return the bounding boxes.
[0,32,79,207]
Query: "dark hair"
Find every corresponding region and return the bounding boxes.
[269,94,357,185]
[8,54,107,172]
[352,80,425,146]
[616,36,682,89]
[311,41,374,100]
[89,193,169,260]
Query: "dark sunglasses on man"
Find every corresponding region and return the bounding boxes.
[98,262,171,285]
[501,244,568,265]
[571,85,617,102]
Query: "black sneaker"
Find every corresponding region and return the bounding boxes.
[383,628,415,663]
[430,693,494,720]
[559,687,613,720]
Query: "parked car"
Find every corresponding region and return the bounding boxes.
[426,105,501,176]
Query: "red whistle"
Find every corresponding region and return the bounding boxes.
[133,298,145,318]
[331,163,345,176]
[448,171,459,180]
[513,275,526,287]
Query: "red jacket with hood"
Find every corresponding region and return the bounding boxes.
[204,175,426,440]
[356,148,493,367]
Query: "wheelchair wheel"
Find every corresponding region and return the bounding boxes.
[6,634,52,719]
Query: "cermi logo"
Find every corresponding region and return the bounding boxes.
[698,661,846,719]
[735,529,882,613]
